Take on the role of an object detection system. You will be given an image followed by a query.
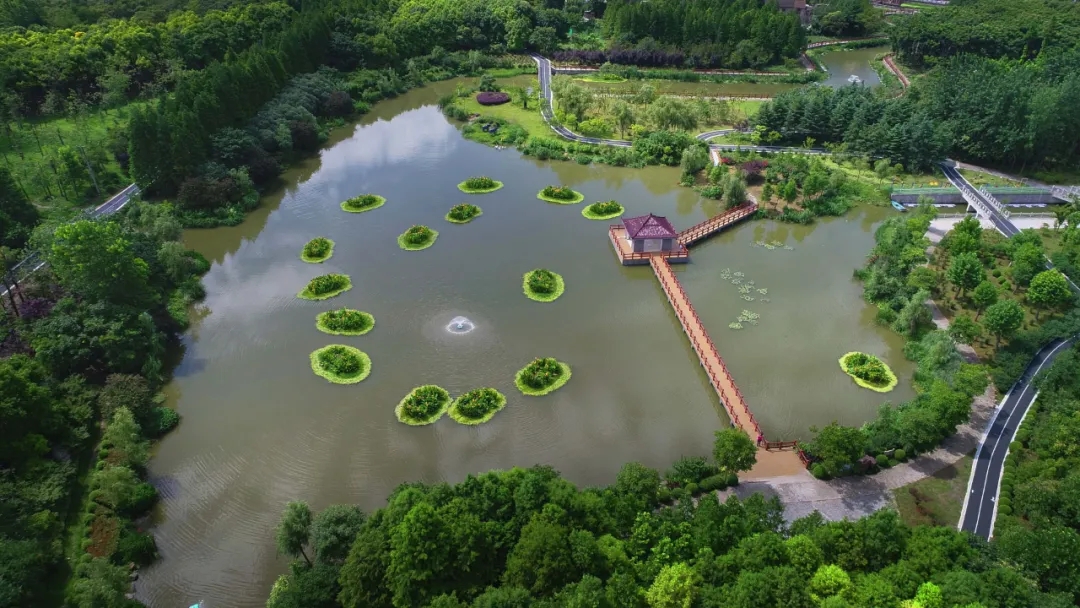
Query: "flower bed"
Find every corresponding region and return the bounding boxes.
[522,269,565,302]
[397,225,439,251]
[476,92,510,106]
[537,185,584,204]
[297,273,352,301]
[581,200,625,220]
[309,345,371,384]
[515,357,572,396]
[340,194,386,213]
[395,385,452,426]
[839,351,898,393]
[448,387,508,425]
[315,308,375,336]
[300,236,335,263]
[457,176,504,194]
[446,203,482,224]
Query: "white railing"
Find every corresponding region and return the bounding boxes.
[1051,185,1080,202]
[978,186,1011,218]
[957,183,995,220]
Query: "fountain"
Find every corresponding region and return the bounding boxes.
[445,316,476,334]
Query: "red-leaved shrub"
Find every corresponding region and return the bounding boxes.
[476,92,510,106]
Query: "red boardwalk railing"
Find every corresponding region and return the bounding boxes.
[677,203,758,247]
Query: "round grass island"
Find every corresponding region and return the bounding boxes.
[515,357,572,396]
[582,200,625,220]
[340,194,386,213]
[316,308,375,336]
[448,387,508,425]
[522,268,565,302]
[309,345,371,384]
[297,273,352,301]
[839,351,898,393]
[446,203,482,224]
[300,236,335,263]
[537,185,585,205]
[395,385,452,426]
[458,176,504,194]
[397,225,439,251]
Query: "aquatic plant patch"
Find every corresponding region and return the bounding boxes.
[523,269,565,302]
[515,357,572,396]
[537,185,585,204]
[395,385,452,426]
[449,387,508,424]
[309,345,371,384]
[458,176,504,194]
[397,225,439,251]
[316,308,375,336]
[581,200,625,220]
[297,273,352,300]
[340,194,386,213]
[446,203,482,224]
[476,92,510,106]
[839,351,898,393]
[300,237,335,263]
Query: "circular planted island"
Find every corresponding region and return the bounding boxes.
[581,200,625,220]
[309,345,371,384]
[839,351,898,393]
[448,387,508,425]
[297,273,352,301]
[300,236,335,263]
[395,385,452,426]
[522,268,565,302]
[397,225,439,251]
[446,203,482,224]
[537,185,585,204]
[515,357,572,396]
[340,194,386,213]
[457,176,504,194]
[316,308,374,336]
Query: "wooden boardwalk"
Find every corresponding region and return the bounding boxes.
[677,202,758,247]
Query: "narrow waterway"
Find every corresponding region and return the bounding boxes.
[817,45,888,88]
[140,67,908,607]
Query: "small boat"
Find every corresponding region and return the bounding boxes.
[847,74,862,84]
[891,201,907,212]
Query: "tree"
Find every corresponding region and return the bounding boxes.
[0,166,39,248]
[612,101,634,138]
[67,558,131,608]
[648,98,698,131]
[1026,269,1071,321]
[0,354,56,467]
[947,252,983,298]
[810,564,852,604]
[723,176,747,209]
[552,77,595,122]
[1009,242,1045,288]
[478,74,498,92]
[680,146,710,177]
[970,281,998,320]
[646,562,700,608]
[98,373,152,424]
[782,179,798,204]
[912,582,943,608]
[948,313,982,345]
[806,422,867,477]
[983,299,1024,346]
[712,428,757,475]
[761,181,774,203]
[47,220,152,306]
[276,501,313,566]
[101,407,149,468]
[503,512,576,596]
[312,505,365,564]
[907,267,938,292]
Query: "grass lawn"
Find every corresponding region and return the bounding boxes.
[454,84,552,141]
[820,158,945,190]
[959,168,1024,188]
[572,78,796,99]
[893,453,973,527]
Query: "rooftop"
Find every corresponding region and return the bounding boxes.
[623,213,678,239]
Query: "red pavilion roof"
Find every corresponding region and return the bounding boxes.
[622,213,677,239]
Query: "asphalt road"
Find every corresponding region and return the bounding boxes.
[940,164,1020,237]
[959,337,1076,539]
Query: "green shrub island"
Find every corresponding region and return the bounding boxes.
[582,200,625,220]
[395,385,452,426]
[523,268,565,302]
[457,176,504,194]
[515,357,572,396]
[537,185,585,204]
[397,225,439,251]
[315,308,375,336]
[309,345,371,384]
[297,273,352,300]
[446,203,482,224]
[340,194,386,213]
[839,351,898,393]
[300,236,335,263]
[449,387,508,425]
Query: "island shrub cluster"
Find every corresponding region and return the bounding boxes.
[476,91,510,105]
[315,308,374,336]
[458,176,504,194]
[341,194,386,213]
[523,269,565,302]
[395,385,452,426]
[515,357,572,396]
[300,236,334,263]
[839,351,898,393]
[449,387,508,424]
[297,273,352,300]
[397,225,439,251]
[537,185,585,204]
[581,200,625,220]
[446,203,482,224]
[309,345,370,384]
